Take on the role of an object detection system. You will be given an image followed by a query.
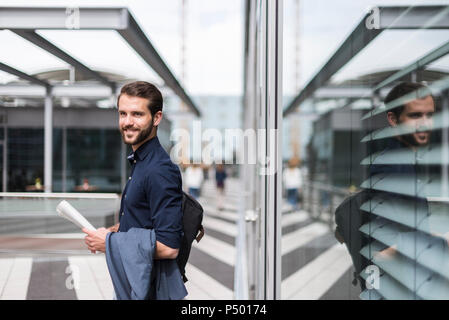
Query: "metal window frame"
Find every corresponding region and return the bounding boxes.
[243,0,283,300]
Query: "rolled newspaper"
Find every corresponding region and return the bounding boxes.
[56,200,96,231]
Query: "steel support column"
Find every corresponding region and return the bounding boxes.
[264,0,283,300]
[62,126,67,193]
[2,124,7,192]
[44,87,53,193]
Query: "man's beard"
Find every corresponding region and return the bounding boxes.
[401,133,426,147]
[399,129,431,147]
[121,121,154,146]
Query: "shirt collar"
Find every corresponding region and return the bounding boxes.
[127,136,160,164]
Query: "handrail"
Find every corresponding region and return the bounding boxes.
[0,192,120,199]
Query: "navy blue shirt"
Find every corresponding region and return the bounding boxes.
[118,136,183,249]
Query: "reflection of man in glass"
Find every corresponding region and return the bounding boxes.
[385,82,435,149]
[371,82,435,259]
[336,82,439,294]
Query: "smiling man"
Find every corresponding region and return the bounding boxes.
[386,82,435,150]
[82,80,183,263]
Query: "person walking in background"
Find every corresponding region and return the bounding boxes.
[215,164,227,210]
[185,163,204,199]
[283,158,302,211]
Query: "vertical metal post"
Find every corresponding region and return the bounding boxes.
[2,122,7,192]
[44,86,53,193]
[442,91,449,197]
[264,0,283,300]
[239,0,257,300]
[254,0,267,300]
[245,0,283,300]
[411,70,417,82]
[62,126,67,193]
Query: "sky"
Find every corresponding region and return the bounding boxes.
[0,0,448,96]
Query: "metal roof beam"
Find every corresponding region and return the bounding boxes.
[0,62,50,88]
[312,86,391,100]
[378,6,449,30]
[374,40,449,91]
[117,12,200,117]
[283,5,449,116]
[283,13,381,116]
[0,83,113,98]
[0,7,128,30]
[12,30,116,90]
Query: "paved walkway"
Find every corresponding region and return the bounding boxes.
[0,178,360,300]
[0,178,240,300]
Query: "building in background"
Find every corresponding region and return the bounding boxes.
[0,70,243,193]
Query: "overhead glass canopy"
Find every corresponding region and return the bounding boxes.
[0,29,68,81]
[37,30,161,85]
[0,69,17,85]
[0,7,200,116]
[283,5,449,115]
[331,29,449,85]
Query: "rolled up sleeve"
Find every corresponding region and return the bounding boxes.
[146,164,183,249]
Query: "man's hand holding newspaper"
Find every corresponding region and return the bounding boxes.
[82,227,110,253]
[56,200,110,254]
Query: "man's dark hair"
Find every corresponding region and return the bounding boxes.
[384,82,434,119]
[117,81,163,116]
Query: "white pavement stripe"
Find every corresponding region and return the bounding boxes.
[8,233,86,239]
[184,263,233,300]
[202,216,237,237]
[200,192,241,201]
[281,222,330,256]
[68,255,113,300]
[281,211,309,228]
[201,185,242,195]
[200,199,239,212]
[203,206,238,222]
[0,258,15,298]
[0,257,32,300]
[84,255,114,300]
[193,235,235,267]
[281,243,353,300]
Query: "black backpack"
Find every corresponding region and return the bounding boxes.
[176,191,205,283]
[334,190,370,289]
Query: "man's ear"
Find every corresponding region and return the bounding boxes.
[153,111,163,126]
[387,111,398,127]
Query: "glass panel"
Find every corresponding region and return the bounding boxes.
[38,30,161,84]
[0,69,18,85]
[0,30,68,77]
[8,128,44,192]
[282,1,449,300]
